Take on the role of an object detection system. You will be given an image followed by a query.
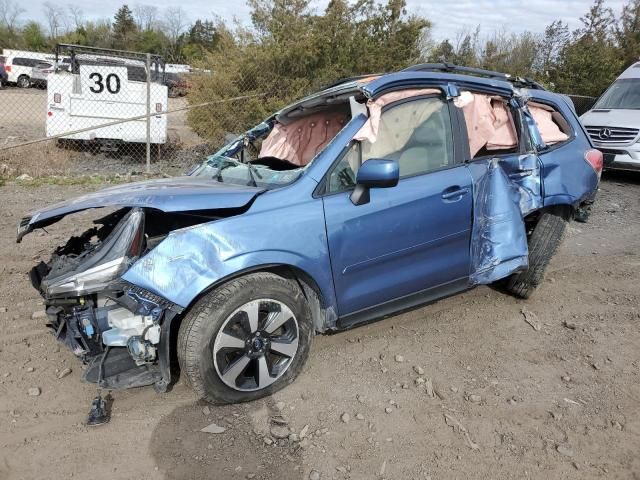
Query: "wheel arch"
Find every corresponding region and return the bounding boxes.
[524,203,574,226]
[163,263,335,386]
[168,263,335,347]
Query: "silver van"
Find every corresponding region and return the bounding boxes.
[581,62,640,171]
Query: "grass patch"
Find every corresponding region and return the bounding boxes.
[5,174,146,187]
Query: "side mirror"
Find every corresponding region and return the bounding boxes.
[350,158,399,205]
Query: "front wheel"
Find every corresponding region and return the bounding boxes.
[177,272,313,404]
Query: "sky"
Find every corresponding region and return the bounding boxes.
[21,0,630,41]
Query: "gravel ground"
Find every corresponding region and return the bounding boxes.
[0,172,639,480]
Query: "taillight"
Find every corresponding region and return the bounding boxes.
[53,93,61,103]
[584,149,603,175]
[156,103,162,113]
[5,65,11,72]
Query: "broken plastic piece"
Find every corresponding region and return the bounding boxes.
[86,393,111,426]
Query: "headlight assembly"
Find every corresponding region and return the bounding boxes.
[43,208,145,296]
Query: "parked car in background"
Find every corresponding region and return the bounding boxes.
[0,57,7,88]
[3,54,44,88]
[165,72,190,97]
[581,61,640,171]
[30,62,55,88]
[18,63,601,404]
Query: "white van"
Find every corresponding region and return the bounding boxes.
[2,50,55,88]
[581,62,640,171]
[46,45,168,147]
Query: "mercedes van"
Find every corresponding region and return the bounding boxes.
[581,62,640,171]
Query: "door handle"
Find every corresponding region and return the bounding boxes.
[441,186,470,200]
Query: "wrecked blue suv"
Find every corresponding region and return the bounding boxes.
[18,64,601,404]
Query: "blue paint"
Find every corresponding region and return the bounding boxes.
[24,177,264,232]
[22,70,600,331]
[467,158,530,284]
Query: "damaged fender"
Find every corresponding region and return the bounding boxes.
[121,182,339,330]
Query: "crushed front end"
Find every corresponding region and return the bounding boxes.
[27,207,180,392]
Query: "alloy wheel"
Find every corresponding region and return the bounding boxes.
[213,299,299,392]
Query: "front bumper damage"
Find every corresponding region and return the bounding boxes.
[38,282,180,391]
[27,207,182,392]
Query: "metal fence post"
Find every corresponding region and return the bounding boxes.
[145,53,151,174]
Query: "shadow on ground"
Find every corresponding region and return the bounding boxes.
[149,397,306,480]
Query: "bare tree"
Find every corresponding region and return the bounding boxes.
[133,4,158,31]
[67,4,84,31]
[0,0,25,33]
[165,6,187,42]
[43,1,67,38]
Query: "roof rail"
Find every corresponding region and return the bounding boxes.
[403,63,545,90]
[55,44,164,68]
[322,73,384,90]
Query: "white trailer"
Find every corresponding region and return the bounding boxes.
[46,45,168,146]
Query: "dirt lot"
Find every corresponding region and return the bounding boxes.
[0,173,639,480]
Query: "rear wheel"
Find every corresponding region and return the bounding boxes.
[17,75,30,88]
[505,208,569,299]
[177,272,313,404]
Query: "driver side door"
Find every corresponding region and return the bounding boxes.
[321,95,473,323]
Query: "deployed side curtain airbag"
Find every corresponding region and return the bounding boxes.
[529,105,569,145]
[354,88,442,143]
[259,112,349,166]
[454,91,518,157]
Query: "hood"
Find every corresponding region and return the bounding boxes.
[17,176,265,242]
[580,109,640,130]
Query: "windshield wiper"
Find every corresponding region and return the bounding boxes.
[246,163,263,187]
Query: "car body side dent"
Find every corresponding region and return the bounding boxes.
[124,79,597,331]
[525,90,599,207]
[121,174,340,328]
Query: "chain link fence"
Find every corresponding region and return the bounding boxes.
[0,45,268,180]
[566,94,597,116]
[0,47,600,181]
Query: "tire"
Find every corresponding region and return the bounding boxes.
[505,208,569,299]
[177,272,313,404]
[17,75,30,88]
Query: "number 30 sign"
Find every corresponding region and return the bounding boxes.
[80,65,128,99]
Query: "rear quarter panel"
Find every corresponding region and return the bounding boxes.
[528,90,599,207]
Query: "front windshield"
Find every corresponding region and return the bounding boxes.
[190,154,305,188]
[593,78,640,109]
[189,121,306,188]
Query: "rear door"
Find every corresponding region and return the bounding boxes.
[322,94,473,317]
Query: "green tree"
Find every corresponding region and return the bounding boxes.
[22,21,48,50]
[617,0,640,68]
[182,19,220,61]
[136,28,168,55]
[552,0,622,95]
[113,5,137,49]
[187,0,431,141]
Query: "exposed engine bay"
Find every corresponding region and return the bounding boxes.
[28,206,225,391]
